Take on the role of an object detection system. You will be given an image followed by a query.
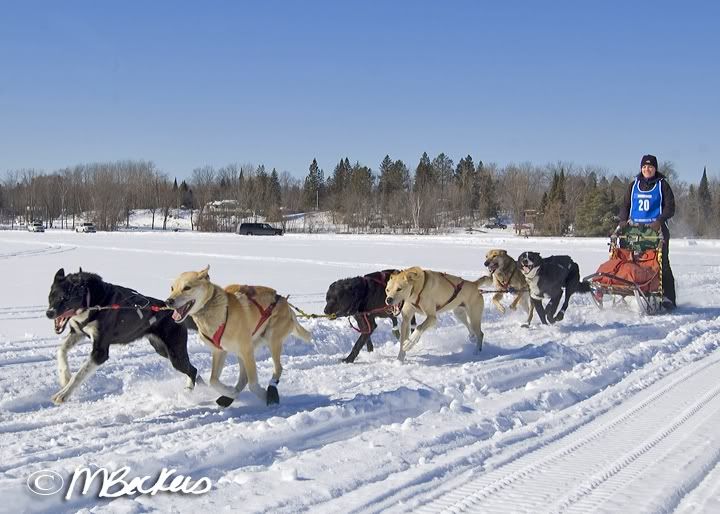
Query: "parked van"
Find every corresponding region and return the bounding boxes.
[236,222,283,236]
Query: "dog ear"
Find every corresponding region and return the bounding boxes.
[54,268,65,281]
[498,250,507,256]
[198,265,210,280]
[406,267,422,280]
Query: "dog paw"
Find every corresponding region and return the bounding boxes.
[391,329,400,341]
[216,396,234,408]
[521,323,530,328]
[553,311,564,322]
[266,385,280,405]
[51,391,67,405]
[397,349,406,362]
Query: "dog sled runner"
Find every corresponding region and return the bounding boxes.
[583,225,665,315]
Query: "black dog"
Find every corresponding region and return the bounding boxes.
[517,252,591,325]
[46,268,198,404]
[324,269,416,363]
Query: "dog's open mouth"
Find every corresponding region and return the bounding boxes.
[520,263,535,274]
[53,309,77,334]
[486,262,499,273]
[389,303,402,316]
[171,300,195,323]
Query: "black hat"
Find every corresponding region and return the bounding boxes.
[640,154,658,169]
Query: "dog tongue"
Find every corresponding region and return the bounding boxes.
[172,310,182,321]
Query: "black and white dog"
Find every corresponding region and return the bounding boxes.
[517,252,591,325]
[45,268,198,404]
[324,269,416,363]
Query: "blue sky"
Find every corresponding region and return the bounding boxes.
[1,1,717,183]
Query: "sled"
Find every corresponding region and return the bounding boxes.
[583,225,665,315]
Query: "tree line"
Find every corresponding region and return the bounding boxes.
[1,156,717,237]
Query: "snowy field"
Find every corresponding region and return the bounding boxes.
[1,229,720,514]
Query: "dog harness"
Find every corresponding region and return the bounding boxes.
[364,271,390,287]
[412,272,464,311]
[200,305,228,349]
[349,272,398,335]
[248,293,282,336]
[495,266,518,292]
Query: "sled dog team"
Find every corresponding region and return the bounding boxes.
[45,249,590,407]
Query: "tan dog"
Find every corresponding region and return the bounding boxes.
[385,267,492,361]
[166,266,311,407]
[483,249,533,327]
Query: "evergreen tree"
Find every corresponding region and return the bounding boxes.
[454,155,478,216]
[541,170,567,235]
[269,168,282,209]
[698,167,712,219]
[302,158,323,210]
[574,181,616,236]
[431,152,454,207]
[477,162,499,219]
[378,155,395,195]
[413,152,436,193]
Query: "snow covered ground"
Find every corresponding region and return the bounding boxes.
[1,229,719,513]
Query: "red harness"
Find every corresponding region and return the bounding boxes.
[412,272,464,311]
[248,294,281,336]
[495,266,518,291]
[199,291,280,349]
[348,271,397,335]
[200,306,228,349]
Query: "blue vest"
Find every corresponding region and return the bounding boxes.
[629,178,663,223]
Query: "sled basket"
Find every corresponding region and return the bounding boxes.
[583,225,664,315]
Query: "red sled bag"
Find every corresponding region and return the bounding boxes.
[593,248,660,293]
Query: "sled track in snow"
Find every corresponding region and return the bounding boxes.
[416,348,720,513]
[0,305,48,321]
[0,244,75,260]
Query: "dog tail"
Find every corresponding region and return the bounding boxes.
[286,302,312,342]
[473,275,494,289]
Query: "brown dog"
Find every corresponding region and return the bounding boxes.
[385,267,492,361]
[483,249,533,327]
[166,266,311,407]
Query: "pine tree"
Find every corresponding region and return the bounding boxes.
[269,168,282,209]
[477,162,499,219]
[431,153,454,207]
[698,166,712,216]
[413,152,436,193]
[574,181,616,236]
[454,155,478,217]
[302,158,323,210]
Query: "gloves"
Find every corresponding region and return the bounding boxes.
[613,220,628,235]
[648,220,663,232]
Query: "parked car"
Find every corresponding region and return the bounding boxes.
[236,222,283,236]
[76,222,96,233]
[484,221,508,229]
[27,221,45,232]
